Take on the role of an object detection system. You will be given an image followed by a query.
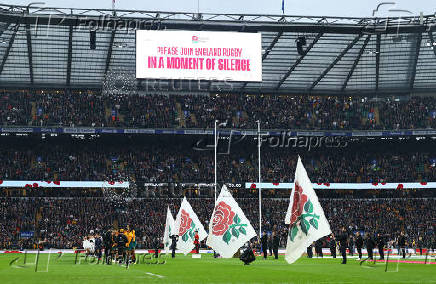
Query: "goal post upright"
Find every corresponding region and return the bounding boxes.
[214,119,218,204]
[257,120,262,237]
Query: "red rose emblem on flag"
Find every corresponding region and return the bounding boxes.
[178,209,192,237]
[250,183,256,189]
[212,201,236,236]
[289,182,308,225]
[273,182,279,186]
[397,184,404,190]
[53,181,60,185]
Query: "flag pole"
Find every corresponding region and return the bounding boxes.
[257,120,262,236]
[214,120,218,203]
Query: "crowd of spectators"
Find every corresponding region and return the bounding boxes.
[0,136,434,183]
[0,91,32,126]
[1,91,435,130]
[32,92,106,127]
[379,97,436,130]
[0,197,434,250]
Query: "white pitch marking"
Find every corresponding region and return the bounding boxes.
[146,272,165,278]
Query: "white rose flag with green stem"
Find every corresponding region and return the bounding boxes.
[284,156,331,264]
[163,206,175,254]
[174,197,208,255]
[206,185,257,258]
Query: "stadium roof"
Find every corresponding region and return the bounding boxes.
[0,3,436,95]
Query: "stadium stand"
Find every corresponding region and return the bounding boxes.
[0,135,434,183]
[1,92,436,130]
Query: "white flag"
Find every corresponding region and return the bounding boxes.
[284,156,331,264]
[174,197,208,255]
[163,206,175,254]
[206,185,257,258]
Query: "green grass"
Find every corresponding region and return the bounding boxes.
[1,253,435,284]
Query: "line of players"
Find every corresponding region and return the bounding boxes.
[84,227,430,265]
[307,229,412,264]
[83,225,136,265]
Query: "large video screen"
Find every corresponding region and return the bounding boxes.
[136,30,262,81]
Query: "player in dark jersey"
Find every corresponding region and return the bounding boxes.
[376,233,386,260]
[116,229,128,264]
[365,233,375,260]
[336,227,348,264]
[94,232,103,263]
[398,231,407,259]
[103,229,114,264]
[355,231,364,260]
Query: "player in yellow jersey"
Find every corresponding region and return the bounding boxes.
[125,225,136,264]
